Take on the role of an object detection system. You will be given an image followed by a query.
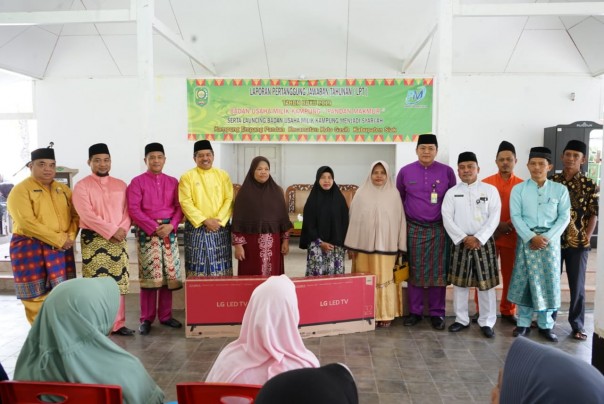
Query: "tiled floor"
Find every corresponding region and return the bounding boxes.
[0,239,597,404]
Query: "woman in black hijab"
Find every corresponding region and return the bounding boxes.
[300,166,349,276]
[255,363,358,404]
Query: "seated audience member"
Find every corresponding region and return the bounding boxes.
[492,337,604,403]
[255,363,358,404]
[206,275,319,384]
[14,278,164,404]
[0,361,7,381]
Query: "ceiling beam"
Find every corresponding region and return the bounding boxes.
[0,9,134,26]
[152,17,216,75]
[402,24,437,73]
[0,64,42,80]
[454,2,604,17]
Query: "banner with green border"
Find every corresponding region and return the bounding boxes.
[187,78,433,143]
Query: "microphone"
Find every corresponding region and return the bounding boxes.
[12,141,55,176]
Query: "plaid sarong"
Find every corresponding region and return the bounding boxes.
[184,221,233,277]
[407,220,451,287]
[10,235,76,299]
[448,237,499,290]
[135,219,182,290]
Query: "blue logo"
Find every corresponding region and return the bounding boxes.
[405,86,426,105]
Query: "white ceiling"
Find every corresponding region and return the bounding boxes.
[0,0,603,79]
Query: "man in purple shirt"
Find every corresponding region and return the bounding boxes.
[396,134,456,330]
[127,143,184,335]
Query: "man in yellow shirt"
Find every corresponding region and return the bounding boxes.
[7,147,79,324]
[179,140,234,277]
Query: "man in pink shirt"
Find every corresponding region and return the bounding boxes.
[127,143,183,335]
[73,143,133,336]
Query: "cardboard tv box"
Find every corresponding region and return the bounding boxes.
[185,274,375,338]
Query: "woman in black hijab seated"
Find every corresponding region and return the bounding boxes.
[255,363,358,404]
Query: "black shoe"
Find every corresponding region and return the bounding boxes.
[471,313,479,324]
[500,314,518,326]
[538,328,558,343]
[160,318,182,328]
[481,326,495,338]
[530,320,538,328]
[431,316,446,330]
[513,326,530,337]
[139,320,151,335]
[112,327,135,336]
[403,314,422,326]
[448,322,469,332]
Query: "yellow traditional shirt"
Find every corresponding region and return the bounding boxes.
[178,167,233,228]
[7,177,79,249]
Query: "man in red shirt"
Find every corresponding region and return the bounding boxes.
[481,141,523,324]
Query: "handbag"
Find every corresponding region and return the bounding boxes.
[393,252,409,284]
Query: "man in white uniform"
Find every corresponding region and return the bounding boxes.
[442,152,501,338]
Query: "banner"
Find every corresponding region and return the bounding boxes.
[187,78,433,143]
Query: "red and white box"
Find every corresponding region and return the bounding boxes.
[185,274,375,338]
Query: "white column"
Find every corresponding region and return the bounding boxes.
[436,0,453,165]
[593,130,604,372]
[137,0,153,168]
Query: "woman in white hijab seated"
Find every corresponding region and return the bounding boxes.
[14,277,164,404]
[493,337,604,404]
[205,275,320,384]
[255,363,358,404]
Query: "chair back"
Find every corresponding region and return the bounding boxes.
[177,382,261,404]
[0,380,122,403]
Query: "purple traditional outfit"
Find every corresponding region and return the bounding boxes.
[232,157,292,276]
[127,170,183,325]
[397,160,456,318]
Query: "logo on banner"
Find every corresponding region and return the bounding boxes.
[195,87,209,107]
[405,86,427,106]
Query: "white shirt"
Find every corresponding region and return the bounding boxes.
[442,180,501,246]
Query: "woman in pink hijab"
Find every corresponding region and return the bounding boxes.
[205,275,320,384]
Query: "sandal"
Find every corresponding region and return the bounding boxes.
[572,329,587,341]
[378,321,392,328]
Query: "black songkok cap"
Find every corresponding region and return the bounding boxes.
[417,134,438,147]
[563,140,587,156]
[145,142,165,156]
[497,141,516,156]
[194,140,213,153]
[89,143,110,158]
[457,151,478,165]
[529,147,552,163]
[31,148,55,161]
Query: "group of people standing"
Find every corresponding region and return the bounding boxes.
[305,133,597,342]
[7,132,598,344]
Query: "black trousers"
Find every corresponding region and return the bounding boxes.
[560,248,589,331]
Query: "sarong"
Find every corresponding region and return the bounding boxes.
[305,241,346,276]
[407,220,451,287]
[448,237,499,290]
[80,229,129,294]
[9,235,76,299]
[352,252,400,321]
[184,221,232,277]
[507,231,561,311]
[135,219,182,290]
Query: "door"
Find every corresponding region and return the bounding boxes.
[236,145,283,187]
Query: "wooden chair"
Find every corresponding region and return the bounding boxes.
[177,382,261,404]
[0,380,122,403]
